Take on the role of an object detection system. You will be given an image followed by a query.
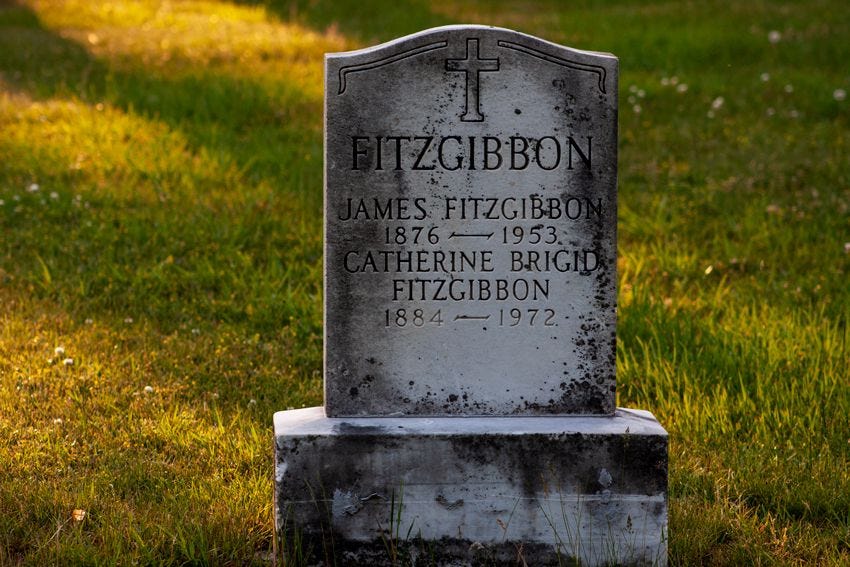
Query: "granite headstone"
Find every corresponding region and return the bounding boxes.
[275,25,667,566]
[324,27,617,416]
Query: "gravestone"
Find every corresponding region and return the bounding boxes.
[275,25,667,565]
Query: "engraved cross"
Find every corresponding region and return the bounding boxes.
[445,38,500,122]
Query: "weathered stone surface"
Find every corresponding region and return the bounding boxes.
[275,407,668,566]
[324,25,618,417]
[274,25,667,564]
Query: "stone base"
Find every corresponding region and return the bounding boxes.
[274,407,667,566]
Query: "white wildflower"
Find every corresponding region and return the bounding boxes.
[50,192,59,200]
[249,399,257,405]
[27,183,40,193]
[768,30,781,44]
[711,96,725,110]
[85,318,94,324]
[707,110,715,119]
[53,418,63,425]
[124,317,134,324]
[633,104,642,114]
[844,243,850,254]
[670,76,679,85]
[760,72,770,82]
[0,199,4,206]
[637,89,646,98]
[784,84,794,93]
[834,88,847,101]
[62,358,74,366]
[766,107,776,116]
[660,77,670,86]
[144,385,154,394]
[676,83,688,93]
[191,328,201,335]
[54,346,65,356]
[629,84,638,93]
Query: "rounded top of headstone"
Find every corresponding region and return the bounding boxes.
[327,25,617,63]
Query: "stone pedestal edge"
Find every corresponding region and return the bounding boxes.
[274,407,668,566]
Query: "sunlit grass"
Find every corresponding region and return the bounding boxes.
[32,0,348,87]
[1,0,849,564]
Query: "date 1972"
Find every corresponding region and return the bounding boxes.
[384,308,557,328]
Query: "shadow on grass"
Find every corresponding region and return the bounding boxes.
[235,0,453,44]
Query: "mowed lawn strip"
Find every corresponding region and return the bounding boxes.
[1,0,848,564]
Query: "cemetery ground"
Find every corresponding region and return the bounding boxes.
[0,0,847,564]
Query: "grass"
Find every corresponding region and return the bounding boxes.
[0,0,848,564]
